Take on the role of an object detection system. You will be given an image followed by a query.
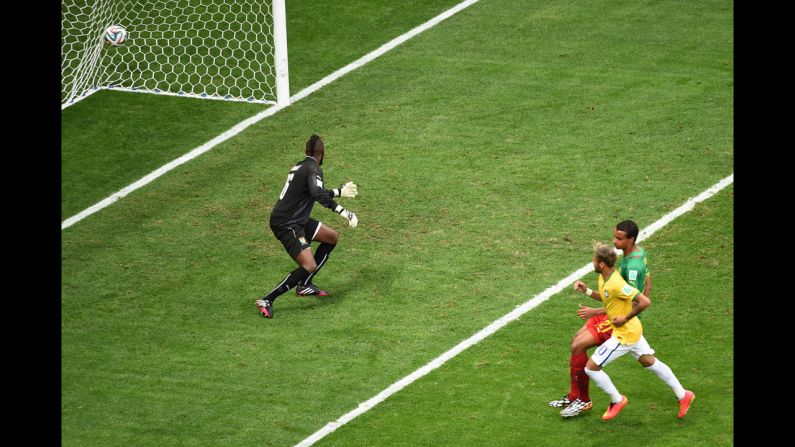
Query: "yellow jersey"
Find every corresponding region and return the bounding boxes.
[598,269,642,344]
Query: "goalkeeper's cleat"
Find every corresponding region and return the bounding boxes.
[548,395,572,408]
[560,399,592,418]
[601,395,628,420]
[677,390,695,418]
[296,283,329,297]
[255,298,273,318]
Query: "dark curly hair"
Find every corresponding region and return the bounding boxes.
[306,134,322,157]
[615,220,639,242]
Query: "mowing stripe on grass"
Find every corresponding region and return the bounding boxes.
[294,173,733,447]
[61,0,481,231]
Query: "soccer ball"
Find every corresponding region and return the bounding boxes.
[103,25,127,46]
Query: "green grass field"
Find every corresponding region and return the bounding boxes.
[61,1,733,445]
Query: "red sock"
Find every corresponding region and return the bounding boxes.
[569,352,589,401]
[569,354,588,400]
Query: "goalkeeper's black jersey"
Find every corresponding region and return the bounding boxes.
[269,156,339,228]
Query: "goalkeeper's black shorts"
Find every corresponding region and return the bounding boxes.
[271,218,321,259]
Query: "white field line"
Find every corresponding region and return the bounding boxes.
[61,0,481,231]
[294,173,734,447]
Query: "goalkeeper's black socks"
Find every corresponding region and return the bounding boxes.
[263,266,310,302]
[301,243,336,286]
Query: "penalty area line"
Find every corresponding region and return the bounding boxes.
[294,173,733,447]
[62,0,482,230]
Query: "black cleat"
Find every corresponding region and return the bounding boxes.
[255,298,273,318]
[296,283,329,297]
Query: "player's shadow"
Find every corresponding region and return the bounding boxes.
[278,265,396,314]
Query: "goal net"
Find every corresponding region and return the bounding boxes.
[61,0,290,109]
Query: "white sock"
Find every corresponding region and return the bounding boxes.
[645,358,686,400]
[584,368,622,403]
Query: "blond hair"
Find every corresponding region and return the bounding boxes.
[594,242,617,267]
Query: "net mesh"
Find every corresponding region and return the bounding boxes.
[62,0,279,107]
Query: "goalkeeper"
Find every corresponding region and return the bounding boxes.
[255,134,359,319]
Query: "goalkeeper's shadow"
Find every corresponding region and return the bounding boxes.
[284,265,395,311]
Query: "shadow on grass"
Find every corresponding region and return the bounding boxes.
[274,264,397,315]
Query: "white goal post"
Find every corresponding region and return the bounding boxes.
[61,0,290,110]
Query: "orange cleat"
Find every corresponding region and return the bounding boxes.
[601,395,628,420]
[678,390,695,418]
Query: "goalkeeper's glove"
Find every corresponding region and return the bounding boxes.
[335,205,358,228]
[333,181,358,198]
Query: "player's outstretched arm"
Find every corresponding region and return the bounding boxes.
[305,165,343,211]
[334,205,358,228]
[333,181,358,198]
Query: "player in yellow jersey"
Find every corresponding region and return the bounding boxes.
[551,220,651,417]
[571,243,695,420]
